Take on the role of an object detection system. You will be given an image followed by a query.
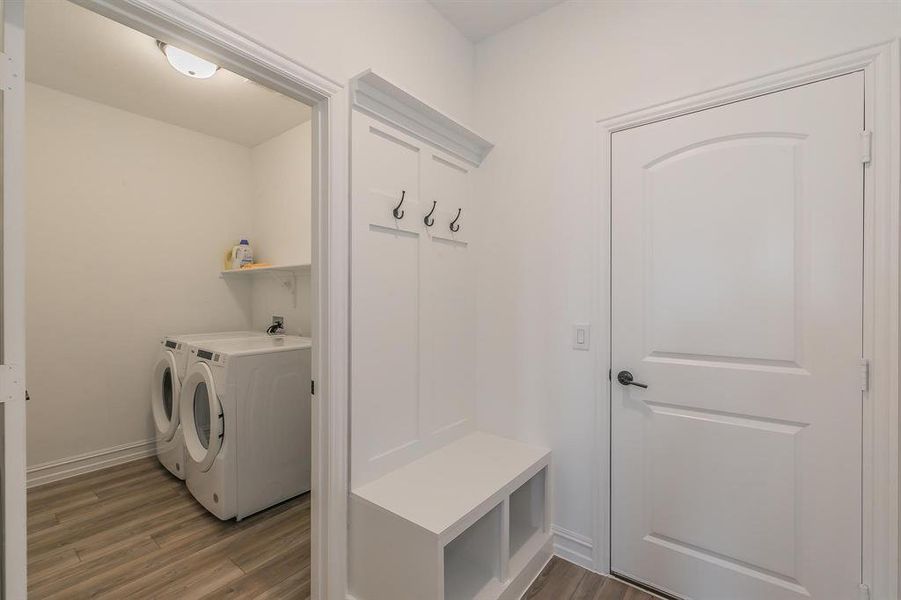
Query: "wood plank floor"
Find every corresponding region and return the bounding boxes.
[27,457,310,599]
[29,458,649,600]
[525,557,658,600]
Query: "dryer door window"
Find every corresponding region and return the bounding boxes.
[151,350,181,441]
[193,382,211,449]
[162,369,174,420]
[180,361,223,472]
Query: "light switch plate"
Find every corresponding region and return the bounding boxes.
[573,323,590,350]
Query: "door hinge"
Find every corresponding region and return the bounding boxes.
[859,583,870,600]
[860,358,870,392]
[861,130,872,165]
[311,380,315,395]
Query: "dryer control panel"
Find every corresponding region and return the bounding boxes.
[195,348,224,364]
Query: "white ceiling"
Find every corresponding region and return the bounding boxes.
[25,0,311,147]
[428,0,563,42]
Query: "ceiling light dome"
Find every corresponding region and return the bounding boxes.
[157,41,218,79]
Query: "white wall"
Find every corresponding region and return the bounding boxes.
[26,0,472,473]
[183,0,475,124]
[26,82,256,468]
[249,122,313,335]
[251,122,312,266]
[471,0,901,568]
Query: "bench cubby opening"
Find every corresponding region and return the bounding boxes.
[509,466,547,573]
[444,503,503,600]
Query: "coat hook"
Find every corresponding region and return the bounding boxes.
[449,208,462,232]
[424,200,437,227]
[392,190,406,219]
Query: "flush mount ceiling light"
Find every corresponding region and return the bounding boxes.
[157,41,219,79]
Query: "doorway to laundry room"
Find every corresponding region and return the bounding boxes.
[22,1,321,597]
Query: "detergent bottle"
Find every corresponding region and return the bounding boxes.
[229,239,253,270]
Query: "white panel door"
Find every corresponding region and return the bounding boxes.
[611,73,864,600]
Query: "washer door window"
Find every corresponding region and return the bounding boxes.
[180,362,222,472]
[151,351,181,441]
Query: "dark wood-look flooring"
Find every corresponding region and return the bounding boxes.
[27,457,310,599]
[525,557,658,600]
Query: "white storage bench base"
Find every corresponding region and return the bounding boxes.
[349,432,551,600]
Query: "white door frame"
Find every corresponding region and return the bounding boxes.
[595,41,900,599]
[2,1,27,597]
[68,2,351,598]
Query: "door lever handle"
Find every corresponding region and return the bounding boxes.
[617,370,648,389]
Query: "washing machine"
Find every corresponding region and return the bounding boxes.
[151,331,267,479]
[180,335,312,520]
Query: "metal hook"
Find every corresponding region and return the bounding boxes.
[392,190,406,219]
[449,208,462,233]
[423,200,437,227]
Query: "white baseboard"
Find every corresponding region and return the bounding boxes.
[552,524,595,572]
[27,438,157,488]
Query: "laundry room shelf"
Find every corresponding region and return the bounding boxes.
[219,263,310,277]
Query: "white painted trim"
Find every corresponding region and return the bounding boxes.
[859,39,901,600]
[596,40,901,599]
[71,0,341,104]
[1,1,27,596]
[26,439,157,489]
[52,3,351,599]
[551,525,595,572]
[314,87,351,600]
[350,70,493,167]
